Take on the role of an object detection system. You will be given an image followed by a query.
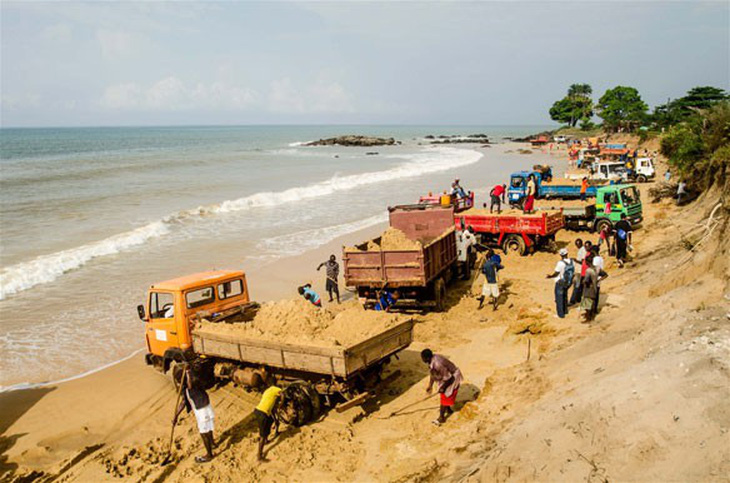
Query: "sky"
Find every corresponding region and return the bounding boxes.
[1,1,728,127]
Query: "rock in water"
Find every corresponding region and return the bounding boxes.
[305,135,397,147]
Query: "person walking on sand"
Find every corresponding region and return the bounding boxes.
[546,248,574,318]
[172,365,215,464]
[597,224,610,253]
[523,174,536,214]
[581,254,608,322]
[254,383,282,462]
[580,177,589,202]
[317,254,340,303]
[613,213,633,267]
[489,183,506,213]
[677,180,687,205]
[569,239,586,306]
[298,284,321,307]
[478,249,503,310]
[421,349,463,426]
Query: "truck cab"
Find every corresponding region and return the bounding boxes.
[508,170,543,206]
[633,157,655,182]
[594,184,643,232]
[137,270,251,371]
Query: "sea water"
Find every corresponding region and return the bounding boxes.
[0,125,550,388]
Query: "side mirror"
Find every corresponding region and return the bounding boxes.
[137,304,146,321]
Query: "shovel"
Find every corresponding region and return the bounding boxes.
[161,365,187,466]
[379,393,436,419]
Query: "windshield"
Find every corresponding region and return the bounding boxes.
[510,176,525,188]
[621,186,640,205]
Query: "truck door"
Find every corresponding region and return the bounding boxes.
[146,291,180,356]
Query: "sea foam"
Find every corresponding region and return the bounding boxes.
[0,146,482,299]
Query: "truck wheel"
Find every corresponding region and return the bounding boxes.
[434,278,446,312]
[594,219,612,234]
[636,174,647,183]
[280,382,315,427]
[502,234,526,256]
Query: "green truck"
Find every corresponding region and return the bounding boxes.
[534,184,643,232]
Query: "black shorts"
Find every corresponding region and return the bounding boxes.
[326,279,338,292]
[255,409,274,439]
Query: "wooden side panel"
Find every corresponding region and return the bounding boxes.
[344,320,414,374]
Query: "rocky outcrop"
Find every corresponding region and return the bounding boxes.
[427,133,491,144]
[305,135,397,147]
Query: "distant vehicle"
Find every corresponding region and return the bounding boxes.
[530,135,549,146]
[553,135,568,144]
[535,184,643,232]
[507,170,603,206]
[565,162,628,182]
[632,157,656,183]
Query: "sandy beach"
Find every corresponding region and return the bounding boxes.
[3,137,728,482]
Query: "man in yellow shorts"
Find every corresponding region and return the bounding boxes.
[254,384,282,461]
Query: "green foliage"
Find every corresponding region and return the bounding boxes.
[596,86,648,132]
[549,83,594,127]
[660,101,730,190]
[650,86,728,128]
[579,119,596,131]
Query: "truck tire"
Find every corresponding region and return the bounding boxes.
[280,382,316,427]
[502,234,526,256]
[434,278,446,312]
[594,218,612,234]
[636,174,647,183]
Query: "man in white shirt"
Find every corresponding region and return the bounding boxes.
[569,239,586,306]
[545,248,574,318]
[456,228,476,280]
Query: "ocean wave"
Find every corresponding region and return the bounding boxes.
[258,213,388,257]
[0,146,481,299]
[0,222,170,300]
[288,140,313,147]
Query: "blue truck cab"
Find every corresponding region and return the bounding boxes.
[508,170,601,207]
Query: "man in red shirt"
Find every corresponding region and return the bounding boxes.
[490,183,506,213]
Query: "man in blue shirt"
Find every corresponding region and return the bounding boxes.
[298,284,321,307]
[374,289,399,311]
[478,249,503,310]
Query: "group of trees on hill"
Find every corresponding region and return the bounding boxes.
[549,84,728,133]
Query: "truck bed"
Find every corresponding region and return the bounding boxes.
[456,208,564,236]
[192,319,414,379]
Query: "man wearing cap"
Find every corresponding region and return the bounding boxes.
[546,248,574,318]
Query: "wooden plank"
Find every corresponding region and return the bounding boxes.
[335,392,370,413]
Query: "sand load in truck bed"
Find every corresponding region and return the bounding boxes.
[346,227,422,252]
[533,199,593,208]
[196,300,402,347]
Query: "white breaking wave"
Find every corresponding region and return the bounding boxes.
[259,213,388,257]
[288,140,313,147]
[0,222,170,300]
[0,146,481,299]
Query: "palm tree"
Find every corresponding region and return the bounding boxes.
[568,84,592,98]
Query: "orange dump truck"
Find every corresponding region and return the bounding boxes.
[138,270,414,417]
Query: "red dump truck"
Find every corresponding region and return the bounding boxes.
[455,208,564,255]
[343,205,457,311]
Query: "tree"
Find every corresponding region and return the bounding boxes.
[549,83,594,127]
[596,86,648,132]
[651,86,728,128]
[660,101,730,189]
[568,83,592,98]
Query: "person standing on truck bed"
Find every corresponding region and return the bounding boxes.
[478,249,503,310]
[317,254,340,304]
[523,174,536,214]
[580,177,589,202]
[254,384,282,462]
[421,349,463,426]
[489,183,506,213]
[546,248,574,319]
[613,213,633,268]
[173,365,215,464]
[298,284,321,307]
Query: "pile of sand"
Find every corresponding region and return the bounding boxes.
[197,299,402,347]
[347,227,422,252]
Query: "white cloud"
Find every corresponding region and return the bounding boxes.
[41,23,73,42]
[100,77,258,111]
[268,77,353,114]
[96,29,150,61]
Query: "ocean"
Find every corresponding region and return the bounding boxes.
[0,125,550,388]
